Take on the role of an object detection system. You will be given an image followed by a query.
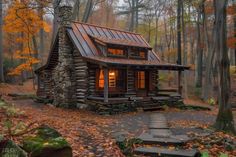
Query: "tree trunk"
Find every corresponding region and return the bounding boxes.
[214,0,235,133]
[177,0,182,94]
[129,0,135,32]
[72,0,80,21]
[195,1,204,88]
[0,0,4,82]
[203,10,215,100]
[177,0,182,65]
[38,4,44,66]
[52,0,60,46]
[135,0,139,32]
[234,3,236,72]
[154,17,159,53]
[82,0,93,23]
[181,1,188,98]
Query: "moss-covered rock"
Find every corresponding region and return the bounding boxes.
[0,137,27,157]
[22,125,72,157]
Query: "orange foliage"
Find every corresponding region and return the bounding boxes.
[227,36,236,49]
[3,0,49,76]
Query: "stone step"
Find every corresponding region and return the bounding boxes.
[149,121,168,127]
[134,147,200,157]
[149,129,172,137]
[138,133,188,146]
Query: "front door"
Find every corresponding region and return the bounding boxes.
[136,71,149,97]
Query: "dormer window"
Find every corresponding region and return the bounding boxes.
[107,47,126,57]
[129,48,147,59]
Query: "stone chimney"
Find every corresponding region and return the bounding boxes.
[58,4,73,28]
[52,4,77,107]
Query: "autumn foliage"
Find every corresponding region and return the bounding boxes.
[3,0,50,75]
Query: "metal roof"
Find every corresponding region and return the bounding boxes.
[67,22,161,62]
[36,22,189,73]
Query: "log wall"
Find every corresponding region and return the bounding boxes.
[73,49,88,106]
[125,68,136,97]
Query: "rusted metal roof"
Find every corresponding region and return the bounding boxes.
[67,22,161,62]
[36,22,189,73]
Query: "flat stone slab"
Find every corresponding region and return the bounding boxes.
[134,147,200,157]
[129,97,143,101]
[149,129,172,137]
[152,97,170,101]
[138,133,186,145]
[149,113,166,119]
[149,122,169,129]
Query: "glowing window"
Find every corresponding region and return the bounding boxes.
[137,71,145,89]
[98,70,118,88]
[108,48,125,56]
[99,70,104,88]
[109,70,116,88]
[139,52,146,58]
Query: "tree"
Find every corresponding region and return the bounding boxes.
[214,0,235,133]
[177,0,182,94]
[82,0,93,22]
[195,0,205,88]
[0,0,4,82]
[3,1,49,80]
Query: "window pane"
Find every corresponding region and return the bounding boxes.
[99,70,104,88]
[138,71,145,89]
[109,70,116,88]
[140,52,146,58]
[108,48,124,56]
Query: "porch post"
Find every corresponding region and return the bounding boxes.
[104,68,109,103]
[178,70,182,95]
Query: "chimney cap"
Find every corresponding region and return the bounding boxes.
[59,0,73,7]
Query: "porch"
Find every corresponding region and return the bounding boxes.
[87,62,187,103]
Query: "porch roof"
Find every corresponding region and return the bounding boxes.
[84,56,189,70]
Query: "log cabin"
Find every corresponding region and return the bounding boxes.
[35,5,189,109]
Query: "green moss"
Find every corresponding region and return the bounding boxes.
[22,125,71,157]
[1,139,27,157]
[214,109,236,134]
[23,136,69,155]
[37,125,61,139]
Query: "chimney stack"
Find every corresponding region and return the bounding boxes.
[58,2,73,27]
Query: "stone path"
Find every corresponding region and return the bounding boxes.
[134,113,201,157]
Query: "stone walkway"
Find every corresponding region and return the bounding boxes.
[134,113,201,157]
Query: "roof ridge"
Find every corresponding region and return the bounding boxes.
[71,21,142,36]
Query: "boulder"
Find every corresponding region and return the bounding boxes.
[22,125,72,157]
[0,137,27,157]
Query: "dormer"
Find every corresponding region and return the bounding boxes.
[88,34,151,60]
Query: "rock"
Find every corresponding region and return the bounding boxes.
[138,133,187,146]
[134,146,201,157]
[0,137,27,157]
[23,125,72,157]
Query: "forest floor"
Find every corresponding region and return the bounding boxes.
[0,82,236,156]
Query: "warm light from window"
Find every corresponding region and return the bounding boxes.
[138,71,145,89]
[108,48,125,56]
[98,70,117,88]
[99,70,104,88]
[140,52,146,58]
[109,70,116,88]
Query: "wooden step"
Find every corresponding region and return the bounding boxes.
[134,147,200,157]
